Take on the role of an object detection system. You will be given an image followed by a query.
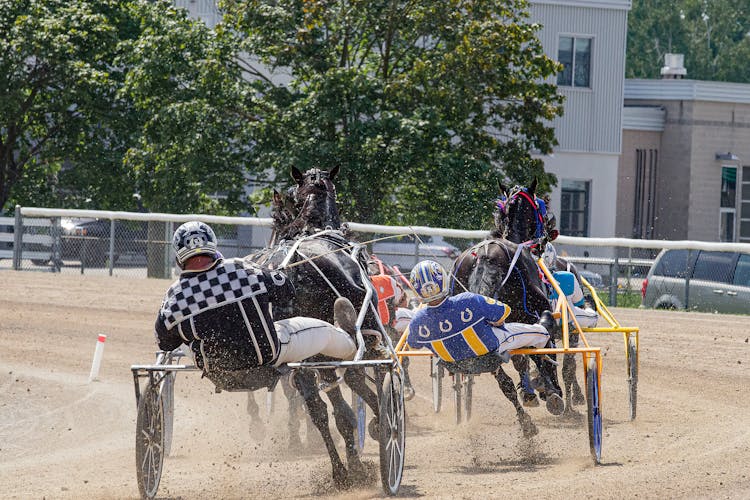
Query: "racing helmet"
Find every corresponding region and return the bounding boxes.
[172,221,219,268]
[542,242,557,270]
[409,260,449,303]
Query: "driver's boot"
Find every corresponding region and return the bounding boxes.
[333,297,358,339]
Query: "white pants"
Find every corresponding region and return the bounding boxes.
[492,322,550,352]
[274,317,357,367]
[571,305,599,328]
[552,299,599,329]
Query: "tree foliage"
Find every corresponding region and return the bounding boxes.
[627,0,750,83]
[0,0,245,213]
[222,0,563,228]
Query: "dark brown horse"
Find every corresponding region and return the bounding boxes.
[246,167,385,485]
[450,234,560,437]
[495,180,585,408]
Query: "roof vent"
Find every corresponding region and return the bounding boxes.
[661,53,687,79]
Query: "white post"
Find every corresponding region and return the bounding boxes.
[88,334,107,382]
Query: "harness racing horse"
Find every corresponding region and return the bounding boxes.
[450,236,557,437]
[496,179,586,409]
[246,167,385,484]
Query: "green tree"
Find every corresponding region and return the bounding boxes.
[0,0,246,214]
[627,0,750,83]
[222,0,563,228]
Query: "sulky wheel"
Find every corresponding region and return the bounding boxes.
[136,380,165,499]
[378,368,405,496]
[354,393,367,451]
[453,373,463,425]
[627,336,638,421]
[430,356,443,413]
[463,374,474,422]
[586,358,603,464]
[161,372,175,457]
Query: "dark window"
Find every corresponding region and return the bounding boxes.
[653,249,690,278]
[560,179,590,237]
[692,251,735,284]
[557,36,592,87]
[721,167,737,208]
[733,254,750,287]
[633,149,658,239]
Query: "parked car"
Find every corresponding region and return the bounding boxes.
[579,269,605,289]
[370,235,461,273]
[31,218,147,267]
[641,248,750,314]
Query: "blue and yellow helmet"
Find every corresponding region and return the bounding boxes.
[409,260,449,303]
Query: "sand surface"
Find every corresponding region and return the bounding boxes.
[2,270,749,499]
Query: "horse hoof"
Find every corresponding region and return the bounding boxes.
[572,387,585,406]
[368,417,379,441]
[404,385,416,401]
[545,393,565,416]
[519,416,538,438]
[520,391,539,407]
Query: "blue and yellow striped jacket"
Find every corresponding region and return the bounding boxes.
[406,292,511,362]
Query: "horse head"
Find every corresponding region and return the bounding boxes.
[291,166,342,232]
[500,178,548,244]
[465,240,511,300]
[269,189,302,245]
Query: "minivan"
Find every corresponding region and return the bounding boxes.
[641,249,750,314]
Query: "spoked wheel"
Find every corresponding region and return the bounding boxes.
[136,380,165,499]
[453,373,463,425]
[161,372,175,457]
[378,368,405,496]
[354,393,367,451]
[430,356,443,413]
[585,358,603,464]
[627,336,638,421]
[463,375,474,422]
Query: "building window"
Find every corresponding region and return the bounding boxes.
[633,149,658,239]
[557,36,592,88]
[560,179,590,237]
[720,166,737,242]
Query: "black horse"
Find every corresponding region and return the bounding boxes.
[495,179,586,408]
[246,166,385,485]
[450,229,561,437]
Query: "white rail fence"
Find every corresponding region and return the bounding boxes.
[3,206,750,308]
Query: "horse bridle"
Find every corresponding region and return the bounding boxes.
[503,188,547,241]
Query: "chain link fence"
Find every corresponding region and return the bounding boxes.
[3,208,749,312]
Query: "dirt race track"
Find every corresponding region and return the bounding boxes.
[2,270,750,499]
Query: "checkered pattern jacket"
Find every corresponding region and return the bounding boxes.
[155,258,294,372]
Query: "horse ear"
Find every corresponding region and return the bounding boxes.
[498,180,508,196]
[291,166,304,186]
[272,190,282,206]
[330,165,340,181]
[529,177,538,196]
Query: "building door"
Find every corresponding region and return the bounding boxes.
[720,166,737,242]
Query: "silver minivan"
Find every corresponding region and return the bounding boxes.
[370,235,461,273]
[641,249,750,314]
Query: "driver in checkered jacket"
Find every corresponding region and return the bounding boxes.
[154,221,359,374]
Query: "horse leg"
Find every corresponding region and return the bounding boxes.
[246,392,266,440]
[344,366,379,418]
[320,371,363,475]
[401,356,415,400]
[494,367,537,438]
[280,374,304,448]
[511,354,538,407]
[293,370,349,488]
[564,333,585,406]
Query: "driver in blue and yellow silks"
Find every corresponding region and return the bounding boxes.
[404,260,564,415]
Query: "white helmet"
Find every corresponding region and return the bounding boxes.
[172,221,219,268]
[409,260,449,303]
[542,242,557,270]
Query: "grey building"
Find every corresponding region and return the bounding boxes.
[620,56,750,243]
[530,0,630,238]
